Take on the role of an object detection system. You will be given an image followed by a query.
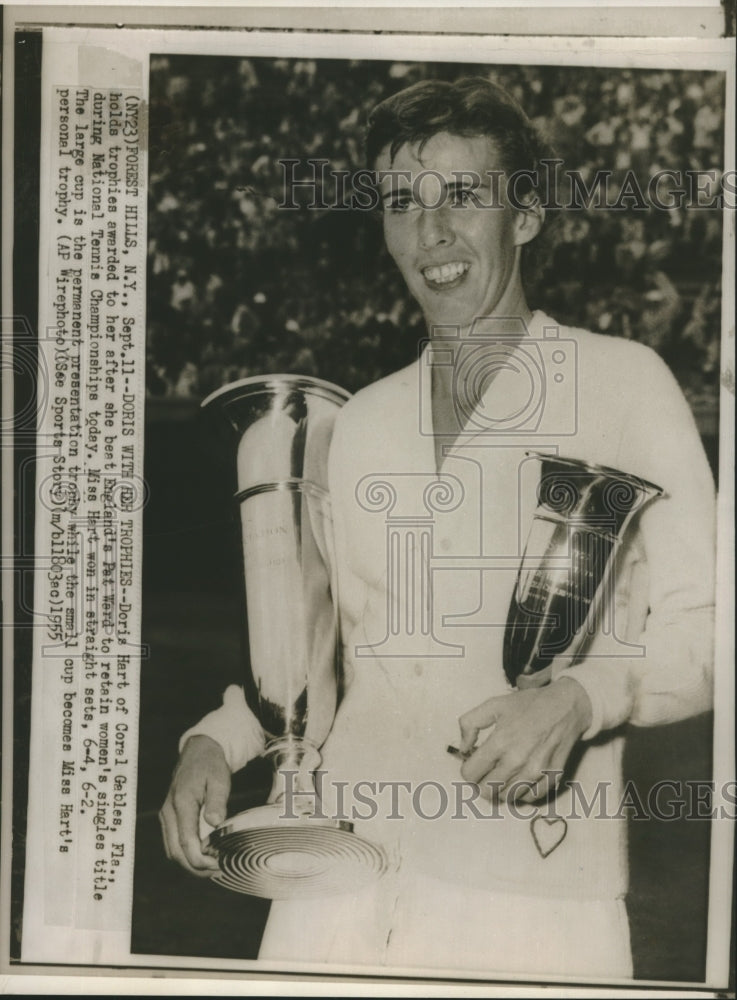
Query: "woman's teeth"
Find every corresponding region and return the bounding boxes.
[422,262,470,285]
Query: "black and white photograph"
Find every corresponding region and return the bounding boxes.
[2,7,735,995]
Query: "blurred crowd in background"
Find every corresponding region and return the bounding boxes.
[146,56,724,425]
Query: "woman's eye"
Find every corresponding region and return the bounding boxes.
[450,188,476,207]
[384,191,417,214]
[385,195,417,213]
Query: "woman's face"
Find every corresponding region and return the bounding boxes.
[376,131,541,332]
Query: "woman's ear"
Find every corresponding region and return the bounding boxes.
[513,195,545,248]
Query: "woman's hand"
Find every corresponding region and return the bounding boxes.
[457,677,593,803]
[159,734,231,876]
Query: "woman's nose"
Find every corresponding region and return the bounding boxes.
[418,205,455,250]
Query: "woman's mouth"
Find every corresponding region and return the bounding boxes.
[421,261,470,290]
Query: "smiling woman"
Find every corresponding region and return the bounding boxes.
[156,69,718,981]
[371,78,549,337]
[377,132,541,331]
[145,57,723,431]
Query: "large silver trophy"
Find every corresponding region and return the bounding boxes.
[504,453,664,689]
[200,375,387,899]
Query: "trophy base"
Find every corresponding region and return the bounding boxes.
[206,804,388,899]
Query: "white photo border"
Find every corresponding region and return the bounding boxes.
[2,9,734,997]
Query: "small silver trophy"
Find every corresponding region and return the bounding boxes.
[200,375,387,899]
[504,452,664,689]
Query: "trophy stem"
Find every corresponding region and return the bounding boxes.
[264,736,322,814]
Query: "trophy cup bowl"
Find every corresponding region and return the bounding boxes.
[200,374,387,899]
[504,452,664,689]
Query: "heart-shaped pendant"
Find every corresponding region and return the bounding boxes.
[531,814,568,858]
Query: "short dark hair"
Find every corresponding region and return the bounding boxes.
[365,76,552,201]
[365,76,556,279]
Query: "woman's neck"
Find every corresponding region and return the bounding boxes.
[429,301,534,473]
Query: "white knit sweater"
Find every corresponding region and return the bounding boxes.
[184,311,715,909]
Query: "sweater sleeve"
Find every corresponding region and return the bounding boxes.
[561,345,716,738]
[179,684,265,772]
